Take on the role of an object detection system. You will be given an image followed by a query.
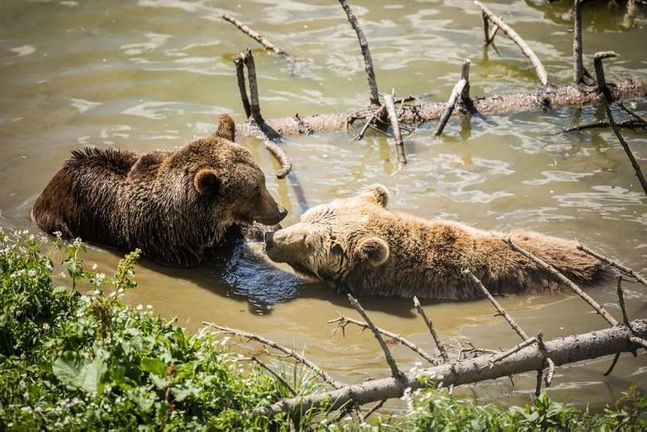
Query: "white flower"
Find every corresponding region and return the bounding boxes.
[136,304,143,311]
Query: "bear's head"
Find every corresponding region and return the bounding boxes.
[264,184,390,282]
[163,114,287,228]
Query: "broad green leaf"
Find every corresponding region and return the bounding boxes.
[52,351,84,389]
[141,357,166,377]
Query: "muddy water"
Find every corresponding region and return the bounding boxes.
[1,0,646,408]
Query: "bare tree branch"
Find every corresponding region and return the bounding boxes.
[348,294,404,380]
[576,243,647,287]
[463,269,530,340]
[434,79,467,137]
[223,14,292,60]
[202,321,344,389]
[413,296,449,362]
[251,356,296,396]
[328,313,438,365]
[266,320,647,415]
[475,0,549,86]
[505,237,619,326]
[593,51,647,195]
[235,49,293,179]
[338,0,380,107]
[572,0,593,84]
[384,92,407,163]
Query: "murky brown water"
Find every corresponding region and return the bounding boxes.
[1,0,646,409]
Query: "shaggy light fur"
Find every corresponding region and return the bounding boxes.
[265,185,610,300]
[32,114,286,266]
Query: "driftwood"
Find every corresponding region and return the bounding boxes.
[234,49,293,179]
[593,51,647,195]
[572,0,594,84]
[267,320,647,416]
[338,0,380,107]
[235,79,644,137]
[475,0,549,86]
[222,14,292,61]
[383,93,407,163]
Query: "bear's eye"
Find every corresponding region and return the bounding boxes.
[331,243,343,257]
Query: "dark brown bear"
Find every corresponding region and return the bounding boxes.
[32,114,287,266]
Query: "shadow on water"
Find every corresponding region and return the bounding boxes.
[128,237,418,317]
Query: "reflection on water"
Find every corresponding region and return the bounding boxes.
[0,0,646,408]
[223,242,303,311]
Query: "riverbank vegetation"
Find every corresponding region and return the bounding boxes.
[0,230,645,430]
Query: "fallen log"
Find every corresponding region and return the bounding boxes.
[267,320,647,416]
[235,79,644,137]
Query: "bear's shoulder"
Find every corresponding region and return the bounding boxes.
[67,147,138,175]
[128,150,172,177]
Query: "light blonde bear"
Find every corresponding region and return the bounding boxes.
[264,185,611,300]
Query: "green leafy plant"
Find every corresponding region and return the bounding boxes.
[0,230,645,431]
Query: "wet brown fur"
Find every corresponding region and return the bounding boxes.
[265,185,611,300]
[32,114,286,266]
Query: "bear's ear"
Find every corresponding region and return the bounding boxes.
[194,169,221,195]
[362,184,389,207]
[214,114,236,142]
[354,237,389,267]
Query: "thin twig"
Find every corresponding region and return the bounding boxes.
[560,118,646,133]
[488,337,538,367]
[475,0,549,86]
[384,91,407,164]
[616,276,631,327]
[481,10,499,45]
[535,368,544,397]
[202,321,344,389]
[594,51,647,195]
[576,243,647,287]
[459,59,476,114]
[222,14,292,60]
[603,352,621,376]
[338,0,380,106]
[363,399,387,420]
[251,356,296,396]
[347,294,403,379]
[355,105,386,140]
[463,269,530,340]
[242,49,262,121]
[536,331,555,387]
[413,296,449,362]
[505,238,619,326]
[234,54,251,118]
[434,79,467,137]
[572,0,593,84]
[507,240,647,351]
[617,101,647,125]
[328,314,437,365]
[237,49,293,179]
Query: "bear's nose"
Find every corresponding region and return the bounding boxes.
[277,205,288,220]
[264,231,274,248]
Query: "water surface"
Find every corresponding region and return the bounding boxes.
[1,0,646,408]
